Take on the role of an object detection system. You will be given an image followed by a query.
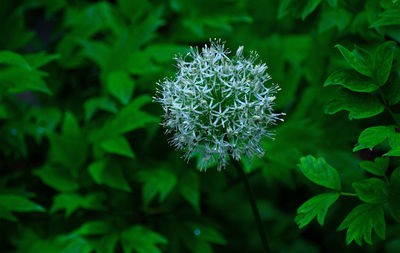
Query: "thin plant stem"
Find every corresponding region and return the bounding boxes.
[229,155,272,253]
[340,192,357,197]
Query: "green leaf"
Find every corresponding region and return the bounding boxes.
[62,237,93,253]
[370,8,400,28]
[360,157,389,177]
[179,170,200,212]
[298,155,341,191]
[94,234,119,253]
[338,204,386,245]
[84,96,118,121]
[0,51,31,70]
[0,194,45,213]
[100,136,135,158]
[352,178,388,204]
[302,0,322,20]
[50,192,106,217]
[34,165,79,192]
[106,70,135,105]
[335,45,373,77]
[137,169,177,205]
[324,70,378,92]
[121,226,167,253]
[49,112,88,175]
[353,126,395,151]
[383,71,400,106]
[88,160,131,192]
[75,221,112,235]
[24,52,60,68]
[295,193,340,228]
[374,41,396,86]
[0,67,51,94]
[325,90,384,119]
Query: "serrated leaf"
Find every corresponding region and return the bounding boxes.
[325,89,384,119]
[295,192,340,228]
[88,160,131,192]
[336,44,373,77]
[298,155,341,191]
[352,178,388,204]
[0,67,52,94]
[353,126,395,151]
[121,226,167,253]
[106,70,135,105]
[324,70,378,92]
[137,169,177,205]
[34,165,79,192]
[360,157,389,176]
[179,170,200,212]
[374,41,396,86]
[338,204,385,245]
[100,136,135,158]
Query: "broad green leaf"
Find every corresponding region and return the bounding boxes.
[89,95,159,142]
[360,157,389,177]
[370,8,400,28]
[353,126,395,151]
[295,192,340,228]
[88,160,131,192]
[137,169,177,205]
[352,178,388,204]
[145,44,189,63]
[121,226,167,253]
[324,70,378,92]
[335,45,372,77]
[0,194,45,213]
[50,192,106,217]
[325,90,384,119]
[374,41,396,86]
[84,96,118,121]
[0,67,51,94]
[24,52,60,68]
[179,170,200,212]
[75,221,112,235]
[0,51,31,70]
[298,155,341,191]
[34,165,79,192]
[106,70,135,105]
[49,112,88,174]
[100,136,135,158]
[302,0,322,20]
[338,204,386,245]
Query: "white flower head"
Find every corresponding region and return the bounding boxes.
[155,39,284,171]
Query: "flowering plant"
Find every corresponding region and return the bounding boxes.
[155,39,283,170]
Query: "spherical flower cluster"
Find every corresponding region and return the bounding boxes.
[155,39,283,170]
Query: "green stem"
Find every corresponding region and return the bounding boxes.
[340,192,357,197]
[378,89,400,126]
[229,155,272,253]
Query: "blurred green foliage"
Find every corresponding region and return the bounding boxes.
[1,0,400,252]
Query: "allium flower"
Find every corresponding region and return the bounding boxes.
[155,39,284,170]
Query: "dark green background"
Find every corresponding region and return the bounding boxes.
[1,0,400,252]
